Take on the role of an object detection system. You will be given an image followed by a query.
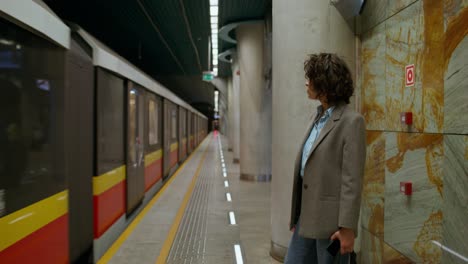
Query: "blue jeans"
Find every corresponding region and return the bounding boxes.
[284,222,351,264]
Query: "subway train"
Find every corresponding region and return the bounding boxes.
[0,3,208,263]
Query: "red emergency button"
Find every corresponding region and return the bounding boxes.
[400,182,412,195]
[400,112,413,125]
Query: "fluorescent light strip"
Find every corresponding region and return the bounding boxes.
[226,192,232,202]
[210,6,219,16]
[222,163,225,168]
[229,211,236,225]
[210,0,218,6]
[432,241,468,262]
[234,244,244,264]
[223,172,227,177]
[224,181,229,187]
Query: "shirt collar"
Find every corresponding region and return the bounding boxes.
[317,105,335,119]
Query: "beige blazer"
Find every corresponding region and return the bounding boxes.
[289,102,366,239]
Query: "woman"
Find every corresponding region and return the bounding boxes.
[285,53,366,264]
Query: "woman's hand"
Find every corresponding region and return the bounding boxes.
[330,227,354,254]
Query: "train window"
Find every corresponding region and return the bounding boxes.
[0,18,66,216]
[96,69,124,175]
[148,99,158,145]
[171,109,177,139]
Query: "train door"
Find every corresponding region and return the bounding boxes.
[178,107,186,162]
[163,99,171,179]
[144,93,163,191]
[187,111,192,154]
[169,104,179,172]
[192,113,197,148]
[126,82,145,214]
[66,34,94,263]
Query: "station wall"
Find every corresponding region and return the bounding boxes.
[358,1,468,263]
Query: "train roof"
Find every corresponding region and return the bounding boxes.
[0,0,70,49]
[76,27,207,119]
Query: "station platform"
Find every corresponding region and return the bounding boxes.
[99,133,280,264]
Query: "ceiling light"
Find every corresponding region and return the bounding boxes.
[210,6,219,16]
[211,24,218,30]
[212,43,218,48]
[210,0,218,5]
[213,60,218,66]
[211,17,218,24]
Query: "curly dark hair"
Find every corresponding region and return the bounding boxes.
[304,53,354,104]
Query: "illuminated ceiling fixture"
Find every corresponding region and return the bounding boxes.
[210,6,219,16]
[209,0,219,76]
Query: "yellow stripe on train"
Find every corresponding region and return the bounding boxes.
[145,149,163,166]
[0,190,68,251]
[170,142,178,152]
[93,166,126,195]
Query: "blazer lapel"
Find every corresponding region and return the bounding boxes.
[305,103,347,163]
[293,111,321,177]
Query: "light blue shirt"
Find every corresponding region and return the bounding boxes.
[300,106,335,177]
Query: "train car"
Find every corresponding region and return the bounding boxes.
[0,2,73,263]
[0,2,208,263]
[76,28,206,262]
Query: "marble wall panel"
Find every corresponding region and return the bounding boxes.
[444,0,468,30]
[384,132,443,263]
[385,1,424,132]
[421,0,445,133]
[360,228,384,264]
[444,36,468,134]
[441,135,468,264]
[360,0,387,34]
[361,131,386,235]
[387,0,420,18]
[383,243,415,263]
[362,23,386,130]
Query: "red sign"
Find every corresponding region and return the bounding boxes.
[405,64,415,87]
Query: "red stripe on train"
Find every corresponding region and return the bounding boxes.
[0,214,69,264]
[170,149,178,168]
[93,181,125,238]
[145,158,162,191]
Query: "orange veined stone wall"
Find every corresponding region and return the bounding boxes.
[358,1,467,263]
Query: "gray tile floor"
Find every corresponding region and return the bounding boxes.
[108,133,281,264]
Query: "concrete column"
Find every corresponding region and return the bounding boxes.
[227,77,234,151]
[231,56,241,163]
[237,23,272,181]
[211,77,228,135]
[270,1,355,260]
